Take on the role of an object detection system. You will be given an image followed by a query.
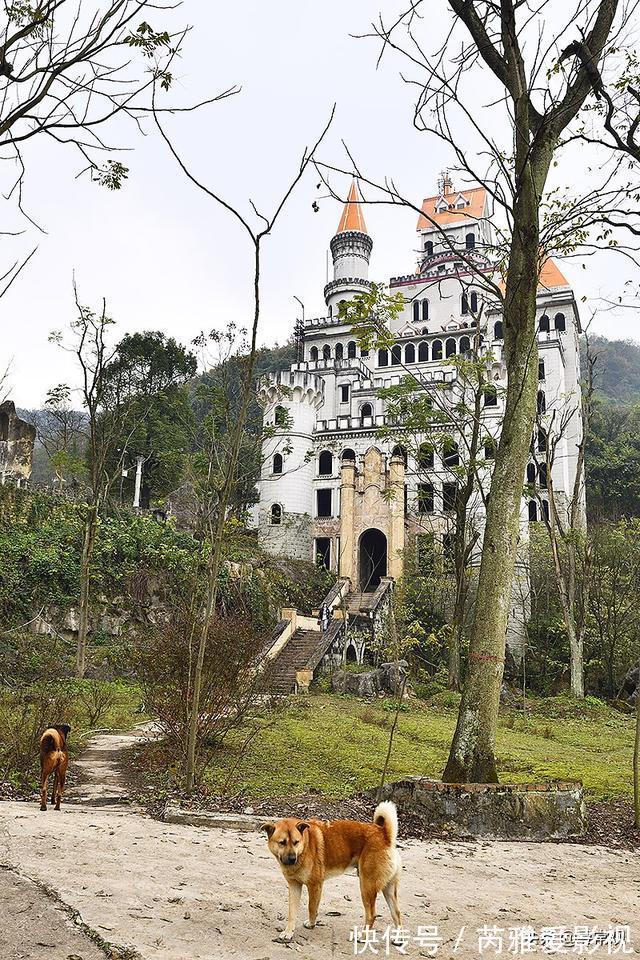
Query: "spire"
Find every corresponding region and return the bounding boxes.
[336,180,368,235]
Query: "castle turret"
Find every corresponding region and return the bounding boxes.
[257,371,325,560]
[324,180,373,315]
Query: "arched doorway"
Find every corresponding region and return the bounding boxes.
[359,528,387,592]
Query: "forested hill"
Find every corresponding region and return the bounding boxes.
[582,334,640,403]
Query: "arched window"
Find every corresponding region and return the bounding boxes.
[274,405,287,426]
[270,503,283,525]
[526,463,536,484]
[318,450,333,475]
[378,348,389,367]
[443,439,459,467]
[484,438,497,460]
[484,385,498,407]
[539,314,550,333]
[272,453,283,475]
[347,340,357,359]
[432,339,443,360]
[328,305,333,318]
[335,342,344,360]
[360,403,373,423]
[445,338,457,358]
[418,442,434,469]
[422,300,429,323]
[528,500,538,522]
[392,445,408,467]
[309,346,318,362]
[537,427,547,453]
[538,463,548,489]
[391,344,402,365]
[425,240,434,256]
[413,301,420,324]
[470,291,478,313]
[541,499,550,521]
[494,320,503,340]
[555,313,566,332]
[418,341,429,362]
[465,232,475,249]
[537,390,546,415]
[461,293,469,315]
[322,344,331,360]
[405,343,416,364]
[341,448,356,462]
[459,336,471,354]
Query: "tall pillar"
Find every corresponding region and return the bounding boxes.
[388,454,405,580]
[339,459,356,582]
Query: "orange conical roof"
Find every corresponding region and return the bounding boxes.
[336,180,368,234]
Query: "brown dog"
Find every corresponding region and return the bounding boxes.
[262,801,401,941]
[39,724,71,811]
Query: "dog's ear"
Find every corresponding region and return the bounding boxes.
[297,822,310,834]
[261,821,276,839]
[61,724,71,736]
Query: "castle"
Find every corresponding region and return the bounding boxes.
[256,177,583,656]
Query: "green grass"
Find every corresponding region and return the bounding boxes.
[203,692,637,801]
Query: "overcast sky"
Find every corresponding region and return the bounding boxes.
[2,0,638,409]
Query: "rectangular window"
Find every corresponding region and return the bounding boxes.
[339,384,349,403]
[316,488,332,518]
[314,537,331,570]
[538,360,545,381]
[417,533,435,573]
[417,483,434,514]
[442,482,457,512]
[442,532,455,567]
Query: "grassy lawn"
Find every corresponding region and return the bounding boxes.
[203,692,637,801]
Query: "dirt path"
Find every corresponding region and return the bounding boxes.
[66,722,157,806]
[2,800,640,960]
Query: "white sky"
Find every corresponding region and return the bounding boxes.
[2,0,638,409]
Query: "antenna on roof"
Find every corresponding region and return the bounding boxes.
[293,296,305,362]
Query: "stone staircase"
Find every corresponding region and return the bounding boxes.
[346,578,394,618]
[265,620,342,695]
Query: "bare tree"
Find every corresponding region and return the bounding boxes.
[319,0,636,781]
[532,338,595,697]
[152,95,334,789]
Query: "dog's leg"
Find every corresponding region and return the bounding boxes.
[278,880,302,942]
[51,770,58,806]
[304,882,322,929]
[40,773,48,811]
[383,872,402,928]
[358,874,378,931]
[54,756,67,811]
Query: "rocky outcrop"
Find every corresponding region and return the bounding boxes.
[0,401,35,486]
[619,661,639,703]
[331,660,409,698]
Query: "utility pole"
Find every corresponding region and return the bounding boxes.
[133,455,144,511]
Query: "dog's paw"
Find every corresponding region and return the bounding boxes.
[276,931,294,942]
[303,920,316,929]
[39,805,47,812]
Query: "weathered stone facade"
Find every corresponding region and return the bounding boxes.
[0,401,35,487]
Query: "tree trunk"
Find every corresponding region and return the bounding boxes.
[443,148,550,782]
[634,694,640,828]
[76,504,98,678]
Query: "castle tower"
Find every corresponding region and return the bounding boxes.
[324,180,373,316]
[257,370,324,560]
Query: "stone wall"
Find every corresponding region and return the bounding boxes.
[373,777,586,840]
[258,509,313,561]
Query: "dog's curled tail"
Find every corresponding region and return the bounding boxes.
[373,800,398,847]
[40,733,57,754]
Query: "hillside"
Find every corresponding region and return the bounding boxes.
[581,334,640,403]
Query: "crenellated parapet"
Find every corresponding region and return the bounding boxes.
[258,368,325,413]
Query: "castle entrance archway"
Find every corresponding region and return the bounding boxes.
[359,528,387,592]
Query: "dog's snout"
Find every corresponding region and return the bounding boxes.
[283,853,297,865]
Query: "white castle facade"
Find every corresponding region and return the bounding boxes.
[256,177,584,654]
